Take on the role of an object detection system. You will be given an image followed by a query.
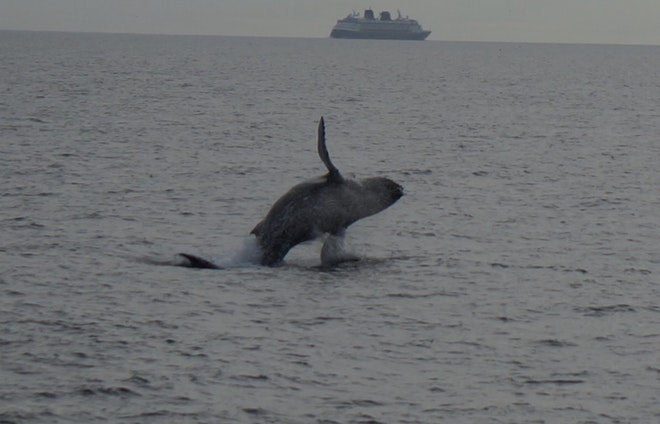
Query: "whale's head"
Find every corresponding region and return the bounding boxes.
[360,177,404,213]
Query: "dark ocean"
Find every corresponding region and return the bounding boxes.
[1,31,659,423]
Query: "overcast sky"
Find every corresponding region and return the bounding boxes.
[2,0,660,45]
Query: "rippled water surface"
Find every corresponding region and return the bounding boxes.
[1,31,659,423]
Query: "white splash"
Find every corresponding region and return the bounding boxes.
[218,236,263,268]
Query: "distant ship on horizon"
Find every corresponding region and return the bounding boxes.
[330,9,431,41]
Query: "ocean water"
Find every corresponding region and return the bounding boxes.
[1,31,659,423]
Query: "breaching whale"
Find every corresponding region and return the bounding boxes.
[179,117,403,268]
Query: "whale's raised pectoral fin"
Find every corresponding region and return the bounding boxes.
[177,253,222,269]
[317,117,344,184]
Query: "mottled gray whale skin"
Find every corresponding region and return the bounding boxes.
[251,117,403,266]
[178,117,403,269]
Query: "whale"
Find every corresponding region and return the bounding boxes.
[178,117,403,268]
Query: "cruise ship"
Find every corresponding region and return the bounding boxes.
[330,9,431,40]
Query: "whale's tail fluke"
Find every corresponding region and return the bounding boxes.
[177,253,222,269]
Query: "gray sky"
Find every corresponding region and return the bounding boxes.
[2,0,660,45]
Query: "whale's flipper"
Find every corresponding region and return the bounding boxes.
[317,117,343,183]
[177,253,222,269]
[320,229,360,267]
